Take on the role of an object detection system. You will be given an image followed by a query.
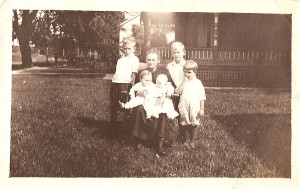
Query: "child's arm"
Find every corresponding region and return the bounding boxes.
[175,77,188,94]
[166,82,174,98]
[129,84,138,99]
[131,72,137,85]
[200,100,205,116]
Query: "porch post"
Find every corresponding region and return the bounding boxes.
[142,13,151,48]
[213,13,219,64]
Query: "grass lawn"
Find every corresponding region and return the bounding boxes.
[10,70,291,177]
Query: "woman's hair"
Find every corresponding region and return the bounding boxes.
[156,74,168,84]
[139,70,152,80]
[171,41,185,50]
[146,48,160,61]
[184,60,198,72]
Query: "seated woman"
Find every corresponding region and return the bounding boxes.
[130,48,179,156]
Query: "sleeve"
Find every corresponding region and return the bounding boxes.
[166,62,171,71]
[129,83,138,98]
[131,56,140,73]
[198,81,206,100]
[166,82,175,96]
[112,59,120,80]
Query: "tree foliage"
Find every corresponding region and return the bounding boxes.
[12,10,125,67]
[131,24,144,59]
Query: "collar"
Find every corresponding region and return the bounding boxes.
[171,59,185,66]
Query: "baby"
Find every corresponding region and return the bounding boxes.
[119,70,156,110]
[148,74,179,119]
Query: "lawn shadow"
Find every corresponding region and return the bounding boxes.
[12,62,57,70]
[37,74,107,79]
[211,113,291,177]
[77,116,131,143]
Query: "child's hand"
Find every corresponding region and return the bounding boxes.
[184,76,189,82]
[199,110,205,117]
[155,95,165,107]
[144,90,149,96]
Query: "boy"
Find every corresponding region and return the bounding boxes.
[166,41,186,143]
[166,41,186,88]
[175,60,206,150]
[110,37,139,123]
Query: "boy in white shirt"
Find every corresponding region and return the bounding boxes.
[166,41,186,88]
[110,37,139,123]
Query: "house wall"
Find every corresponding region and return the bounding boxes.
[141,12,291,88]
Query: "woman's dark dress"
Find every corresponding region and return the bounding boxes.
[131,66,179,142]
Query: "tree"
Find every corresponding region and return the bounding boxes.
[13,10,125,68]
[89,11,124,67]
[13,10,38,68]
[132,24,144,59]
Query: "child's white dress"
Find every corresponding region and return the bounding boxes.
[178,77,206,126]
[147,82,179,119]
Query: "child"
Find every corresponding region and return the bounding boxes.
[119,70,156,110]
[166,41,186,143]
[110,37,140,123]
[166,41,186,88]
[149,74,179,119]
[175,60,206,149]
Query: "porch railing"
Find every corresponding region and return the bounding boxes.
[157,47,290,88]
[158,47,289,66]
[218,49,289,65]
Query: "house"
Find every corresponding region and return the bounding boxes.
[119,12,141,43]
[140,12,291,88]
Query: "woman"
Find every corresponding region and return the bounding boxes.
[131,48,179,156]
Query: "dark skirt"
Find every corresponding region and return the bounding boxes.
[131,105,179,142]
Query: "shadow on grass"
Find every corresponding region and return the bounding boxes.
[77,116,131,143]
[12,62,57,70]
[212,113,291,177]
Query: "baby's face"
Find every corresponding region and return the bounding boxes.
[141,75,152,86]
[156,79,166,88]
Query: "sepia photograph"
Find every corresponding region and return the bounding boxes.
[1,0,300,188]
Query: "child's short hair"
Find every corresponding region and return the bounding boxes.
[171,41,185,50]
[156,74,168,83]
[123,37,136,47]
[146,48,160,61]
[184,60,198,72]
[139,70,152,80]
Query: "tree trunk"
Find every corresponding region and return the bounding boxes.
[19,35,33,68]
[14,10,38,68]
